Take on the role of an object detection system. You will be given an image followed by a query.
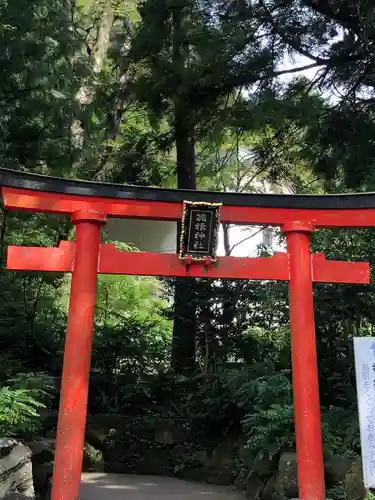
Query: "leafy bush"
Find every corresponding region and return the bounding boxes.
[0,372,54,436]
[89,314,172,414]
[321,406,360,457]
[231,368,359,458]
[157,364,360,461]
[222,368,294,456]
[0,387,45,436]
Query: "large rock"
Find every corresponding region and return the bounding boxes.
[82,443,104,472]
[324,455,355,487]
[85,414,131,447]
[274,452,298,498]
[85,414,196,477]
[24,439,54,500]
[86,414,191,448]
[243,453,278,499]
[260,475,276,500]
[26,437,103,495]
[154,421,189,445]
[343,457,365,500]
[210,439,234,470]
[253,453,278,478]
[272,452,360,499]
[206,439,234,486]
[31,462,53,500]
[0,439,35,499]
[26,439,55,466]
[37,411,58,433]
[4,495,34,499]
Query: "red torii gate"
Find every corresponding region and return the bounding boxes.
[0,168,373,500]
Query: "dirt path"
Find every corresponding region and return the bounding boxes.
[80,473,244,499]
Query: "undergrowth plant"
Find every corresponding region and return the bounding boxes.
[0,372,54,436]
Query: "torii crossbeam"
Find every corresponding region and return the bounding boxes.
[0,168,373,500]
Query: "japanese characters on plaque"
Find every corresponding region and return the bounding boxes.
[353,337,375,487]
[179,201,221,261]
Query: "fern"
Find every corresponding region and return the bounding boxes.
[0,372,54,436]
[8,371,56,402]
[0,386,45,435]
[326,482,348,499]
[243,403,295,456]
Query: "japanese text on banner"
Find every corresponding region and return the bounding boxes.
[354,337,375,488]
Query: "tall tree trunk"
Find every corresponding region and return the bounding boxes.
[71,1,116,165]
[171,3,197,373]
[92,5,115,74]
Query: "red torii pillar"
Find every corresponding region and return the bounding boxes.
[52,210,106,500]
[285,221,325,500]
[6,216,369,500]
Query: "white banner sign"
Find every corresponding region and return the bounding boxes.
[354,337,375,488]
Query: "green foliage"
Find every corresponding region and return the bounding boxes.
[0,0,89,173]
[244,403,295,456]
[0,372,54,436]
[238,371,295,456]
[0,387,44,436]
[8,372,57,401]
[326,483,348,500]
[327,483,375,500]
[90,314,172,413]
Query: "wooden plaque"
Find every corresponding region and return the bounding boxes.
[179,201,221,261]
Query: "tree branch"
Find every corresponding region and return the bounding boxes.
[230,226,267,254]
[259,0,328,65]
[189,61,327,105]
[300,0,361,36]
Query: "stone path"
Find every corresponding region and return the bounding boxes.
[80,473,244,499]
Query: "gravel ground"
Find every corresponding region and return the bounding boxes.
[80,473,244,499]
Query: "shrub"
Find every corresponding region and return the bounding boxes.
[0,372,54,436]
